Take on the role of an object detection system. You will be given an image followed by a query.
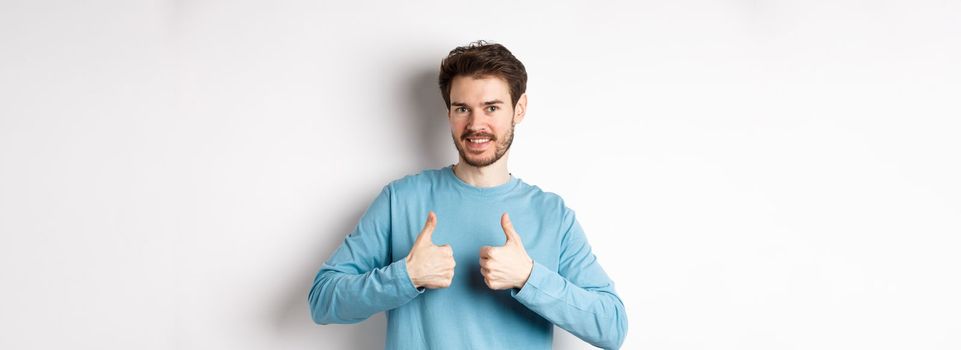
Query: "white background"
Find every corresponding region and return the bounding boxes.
[1,0,959,349]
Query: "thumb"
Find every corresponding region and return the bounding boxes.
[415,211,437,246]
[501,212,520,245]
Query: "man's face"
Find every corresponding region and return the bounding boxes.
[448,75,526,168]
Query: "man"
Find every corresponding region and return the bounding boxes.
[308,40,628,349]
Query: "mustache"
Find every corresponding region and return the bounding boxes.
[463,133,495,140]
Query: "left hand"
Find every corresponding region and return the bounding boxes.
[479,212,534,290]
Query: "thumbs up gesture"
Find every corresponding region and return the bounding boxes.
[479,212,534,290]
[405,211,456,289]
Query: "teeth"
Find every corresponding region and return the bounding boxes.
[468,139,490,143]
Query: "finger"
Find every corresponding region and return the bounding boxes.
[438,244,454,257]
[501,212,521,245]
[479,245,493,258]
[415,211,437,245]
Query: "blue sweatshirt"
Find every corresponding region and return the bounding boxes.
[308,164,628,349]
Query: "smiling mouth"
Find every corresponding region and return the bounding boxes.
[465,137,492,151]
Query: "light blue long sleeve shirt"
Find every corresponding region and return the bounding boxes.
[308,164,628,349]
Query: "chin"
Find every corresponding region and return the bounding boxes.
[468,156,499,168]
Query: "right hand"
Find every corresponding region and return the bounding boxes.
[405,211,456,289]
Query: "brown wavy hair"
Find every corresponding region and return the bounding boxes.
[438,40,528,111]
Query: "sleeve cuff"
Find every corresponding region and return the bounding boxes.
[510,259,549,301]
[394,257,426,297]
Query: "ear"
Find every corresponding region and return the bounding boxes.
[513,93,527,124]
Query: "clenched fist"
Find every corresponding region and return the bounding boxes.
[405,211,456,289]
[479,212,534,290]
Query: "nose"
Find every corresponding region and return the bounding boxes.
[465,114,490,135]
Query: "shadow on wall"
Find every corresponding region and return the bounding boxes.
[272,62,450,348]
[408,63,453,170]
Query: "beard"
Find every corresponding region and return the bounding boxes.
[452,119,515,168]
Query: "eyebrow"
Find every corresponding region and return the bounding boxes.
[451,100,505,107]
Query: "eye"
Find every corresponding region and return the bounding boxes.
[456,107,468,113]
[486,106,498,112]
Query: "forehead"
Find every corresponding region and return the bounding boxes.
[449,75,510,104]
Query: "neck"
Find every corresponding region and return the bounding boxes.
[452,154,511,188]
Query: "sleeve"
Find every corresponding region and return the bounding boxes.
[307,184,425,325]
[509,204,629,349]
